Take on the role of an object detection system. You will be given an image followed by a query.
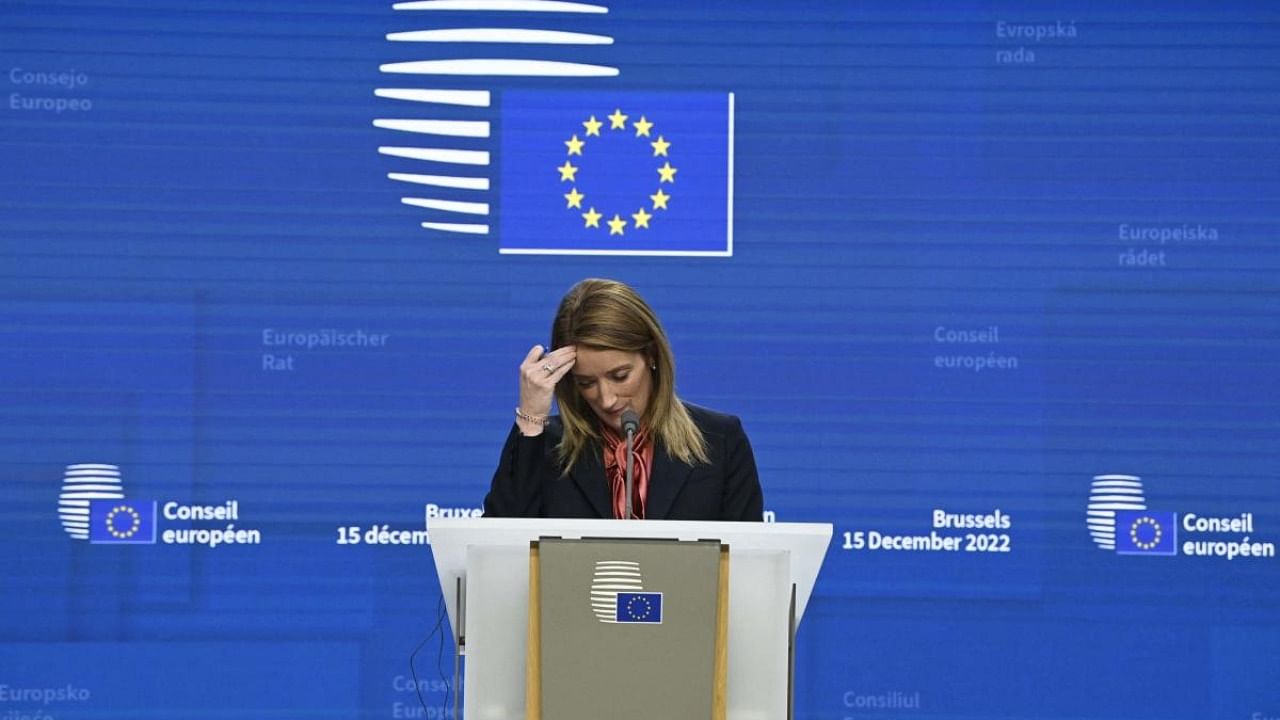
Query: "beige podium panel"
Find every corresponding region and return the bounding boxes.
[526,538,728,720]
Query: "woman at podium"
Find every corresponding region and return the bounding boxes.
[485,278,763,521]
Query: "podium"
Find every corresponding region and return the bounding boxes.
[428,518,832,720]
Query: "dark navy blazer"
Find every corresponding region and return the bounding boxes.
[484,403,763,521]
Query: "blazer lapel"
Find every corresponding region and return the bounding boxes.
[643,441,693,520]
[571,443,613,518]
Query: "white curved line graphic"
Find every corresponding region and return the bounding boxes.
[401,197,490,215]
[60,491,130,500]
[394,0,608,13]
[421,222,489,234]
[1089,502,1146,511]
[373,119,491,137]
[389,173,489,190]
[379,59,619,77]
[378,146,490,165]
[388,28,612,44]
[375,88,491,106]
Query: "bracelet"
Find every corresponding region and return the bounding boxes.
[515,407,549,425]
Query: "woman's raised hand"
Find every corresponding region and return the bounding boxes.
[516,344,576,435]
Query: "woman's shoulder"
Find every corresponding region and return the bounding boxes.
[680,401,743,432]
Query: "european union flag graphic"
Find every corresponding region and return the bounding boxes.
[498,90,733,256]
[88,500,158,544]
[615,592,663,624]
[1114,510,1178,556]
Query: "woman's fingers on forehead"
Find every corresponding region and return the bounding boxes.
[552,359,576,380]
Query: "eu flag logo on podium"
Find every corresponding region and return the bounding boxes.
[1114,510,1177,556]
[615,592,663,624]
[498,90,733,256]
[89,500,158,544]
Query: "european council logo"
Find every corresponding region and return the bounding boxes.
[1113,510,1178,556]
[372,2,735,255]
[88,500,158,544]
[1086,474,1177,556]
[590,559,664,624]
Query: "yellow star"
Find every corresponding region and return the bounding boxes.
[608,108,628,130]
[557,161,578,182]
[632,207,652,229]
[633,116,654,137]
[582,207,602,228]
[564,134,585,156]
[650,135,671,157]
[564,187,584,209]
[582,115,603,136]
[650,188,670,210]
[607,214,627,235]
[657,161,678,183]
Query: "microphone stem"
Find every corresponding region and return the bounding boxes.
[624,428,634,520]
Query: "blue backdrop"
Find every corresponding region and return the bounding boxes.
[2,1,1278,718]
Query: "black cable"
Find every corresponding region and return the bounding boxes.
[437,590,451,716]
[409,588,451,717]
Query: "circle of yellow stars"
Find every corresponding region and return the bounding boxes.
[1129,516,1162,550]
[105,505,142,539]
[625,594,655,620]
[558,108,676,236]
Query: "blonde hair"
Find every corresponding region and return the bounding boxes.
[551,278,709,471]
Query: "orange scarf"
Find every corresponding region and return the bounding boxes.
[601,424,654,519]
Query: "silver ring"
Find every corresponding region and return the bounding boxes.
[542,363,555,374]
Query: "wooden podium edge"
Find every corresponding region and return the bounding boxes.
[526,541,541,720]
[712,543,729,720]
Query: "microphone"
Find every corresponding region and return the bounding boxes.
[621,409,640,519]
[620,409,640,436]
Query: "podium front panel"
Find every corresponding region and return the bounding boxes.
[537,538,723,720]
[464,544,529,720]
[725,549,790,720]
